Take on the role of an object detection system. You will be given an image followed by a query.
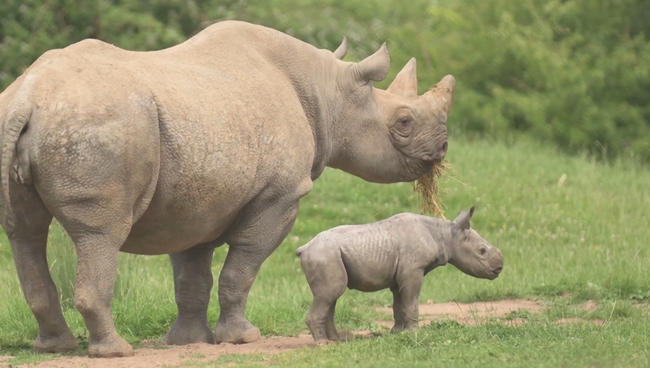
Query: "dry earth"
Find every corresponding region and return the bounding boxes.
[0,299,621,368]
[376,298,547,327]
[0,336,319,368]
[375,298,607,328]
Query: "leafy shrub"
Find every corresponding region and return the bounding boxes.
[1,0,649,162]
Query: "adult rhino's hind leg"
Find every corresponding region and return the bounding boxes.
[68,223,134,358]
[215,183,310,344]
[33,111,159,357]
[5,184,78,353]
[166,246,216,345]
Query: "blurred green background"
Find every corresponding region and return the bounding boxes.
[1,0,650,163]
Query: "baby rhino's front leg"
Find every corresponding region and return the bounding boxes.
[391,271,424,332]
[301,245,348,342]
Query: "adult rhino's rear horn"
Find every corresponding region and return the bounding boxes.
[387,58,418,97]
[350,43,391,83]
[333,36,347,60]
[424,75,456,118]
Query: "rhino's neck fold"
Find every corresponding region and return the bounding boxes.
[422,217,457,265]
[326,115,408,184]
[256,38,341,181]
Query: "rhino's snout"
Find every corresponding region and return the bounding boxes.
[489,265,503,280]
[422,139,448,164]
[438,140,448,161]
[488,248,504,280]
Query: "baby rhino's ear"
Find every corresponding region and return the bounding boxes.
[452,205,476,231]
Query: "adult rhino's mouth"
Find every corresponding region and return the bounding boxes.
[412,160,450,217]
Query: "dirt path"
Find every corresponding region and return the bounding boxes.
[375,298,547,327]
[375,299,608,327]
[1,299,614,367]
[2,336,318,368]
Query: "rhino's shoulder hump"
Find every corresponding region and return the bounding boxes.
[384,212,426,226]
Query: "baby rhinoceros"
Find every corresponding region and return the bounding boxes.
[296,206,503,342]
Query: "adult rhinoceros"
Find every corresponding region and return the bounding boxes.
[0,20,454,357]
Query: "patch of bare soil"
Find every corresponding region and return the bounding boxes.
[3,336,318,368]
[576,300,599,312]
[376,299,547,327]
[0,332,378,368]
[375,299,608,327]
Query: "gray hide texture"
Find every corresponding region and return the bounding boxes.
[296,207,503,341]
[0,20,455,357]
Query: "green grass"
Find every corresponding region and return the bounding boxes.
[1,136,649,367]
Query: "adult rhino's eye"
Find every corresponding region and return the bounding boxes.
[399,116,411,127]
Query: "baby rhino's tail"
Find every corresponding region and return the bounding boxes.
[295,237,317,257]
[295,243,309,257]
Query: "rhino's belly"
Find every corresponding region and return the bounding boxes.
[340,237,398,292]
[120,209,239,255]
[120,177,257,255]
[344,261,397,292]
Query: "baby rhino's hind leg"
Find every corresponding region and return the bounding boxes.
[324,301,339,341]
[301,244,347,342]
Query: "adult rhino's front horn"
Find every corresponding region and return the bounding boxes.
[424,74,456,118]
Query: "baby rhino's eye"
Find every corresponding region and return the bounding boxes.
[479,248,487,256]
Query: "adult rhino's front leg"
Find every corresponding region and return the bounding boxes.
[214,181,309,344]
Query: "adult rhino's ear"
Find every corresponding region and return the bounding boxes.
[333,36,347,60]
[452,206,475,231]
[350,43,390,83]
[387,58,418,97]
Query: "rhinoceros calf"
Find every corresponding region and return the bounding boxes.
[0,20,455,357]
[296,207,503,342]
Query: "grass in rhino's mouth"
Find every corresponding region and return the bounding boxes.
[413,160,454,219]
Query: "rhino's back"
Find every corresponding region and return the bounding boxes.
[320,219,401,292]
[4,22,315,255]
[325,213,434,291]
[125,25,314,254]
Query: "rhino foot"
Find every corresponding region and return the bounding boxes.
[214,319,260,344]
[315,339,337,346]
[166,318,214,345]
[88,335,134,358]
[34,331,79,353]
[390,321,419,333]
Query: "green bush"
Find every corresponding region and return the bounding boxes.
[1,0,649,162]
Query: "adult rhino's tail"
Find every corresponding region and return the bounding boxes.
[1,100,33,229]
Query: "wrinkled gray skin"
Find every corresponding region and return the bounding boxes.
[296,207,504,342]
[0,21,455,357]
